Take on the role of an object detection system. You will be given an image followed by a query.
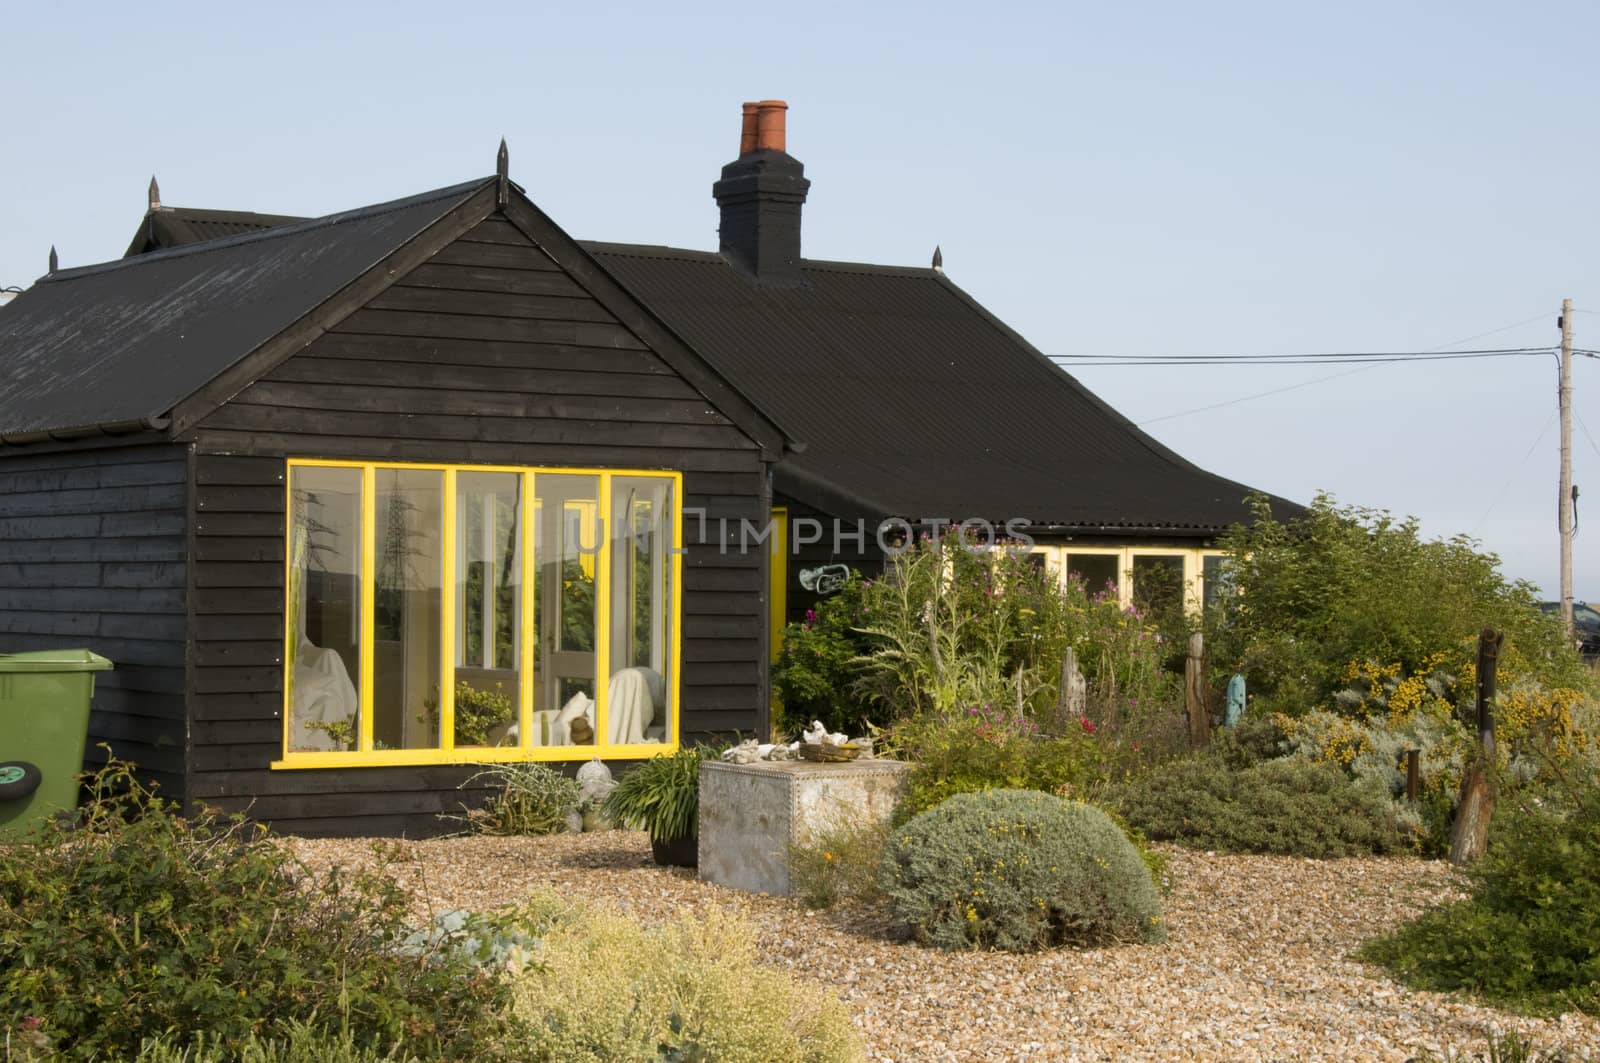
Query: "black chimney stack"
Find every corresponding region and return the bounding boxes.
[713,100,810,286]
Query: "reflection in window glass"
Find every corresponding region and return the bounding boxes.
[534,475,598,745]
[456,472,521,747]
[1202,554,1232,610]
[1131,554,1185,616]
[287,467,363,752]
[372,468,443,750]
[1066,553,1120,599]
[609,476,673,745]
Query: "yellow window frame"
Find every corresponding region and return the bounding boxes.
[275,459,684,769]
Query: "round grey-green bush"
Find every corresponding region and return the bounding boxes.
[878,788,1166,952]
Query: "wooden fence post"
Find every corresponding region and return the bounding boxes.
[1185,632,1209,749]
[1449,627,1503,865]
[1058,646,1086,720]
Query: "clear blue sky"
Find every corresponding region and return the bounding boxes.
[3,0,1596,597]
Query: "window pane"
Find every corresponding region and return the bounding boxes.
[455,472,522,748]
[1131,554,1185,615]
[534,474,598,746]
[372,468,443,751]
[609,476,673,745]
[287,467,362,752]
[1202,555,1231,609]
[1066,553,1120,600]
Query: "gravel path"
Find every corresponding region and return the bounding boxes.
[286,832,1600,1061]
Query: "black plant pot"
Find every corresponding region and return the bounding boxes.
[651,832,698,868]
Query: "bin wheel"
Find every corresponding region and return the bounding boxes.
[0,761,42,801]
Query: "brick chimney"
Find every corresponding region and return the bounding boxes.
[713,99,811,286]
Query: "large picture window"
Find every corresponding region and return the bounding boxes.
[280,461,682,767]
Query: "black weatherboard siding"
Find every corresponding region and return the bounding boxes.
[184,214,769,837]
[0,441,189,799]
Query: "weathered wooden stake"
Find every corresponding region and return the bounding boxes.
[1405,749,1420,802]
[1449,627,1503,865]
[1185,631,1209,748]
[1058,645,1086,719]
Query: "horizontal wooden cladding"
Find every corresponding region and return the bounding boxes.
[370,284,620,325]
[0,482,186,518]
[192,690,281,722]
[0,535,186,564]
[88,709,184,748]
[0,586,184,615]
[403,262,587,298]
[683,591,760,617]
[0,559,184,590]
[271,356,698,402]
[0,443,181,474]
[238,381,728,427]
[429,241,560,272]
[683,566,764,593]
[0,631,180,669]
[333,308,648,350]
[191,762,503,799]
[683,635,760,663]
[194,640,282,669]
[204,404,753,453]
[192,614,282,641]
[0,511,186,540]
[0,609,183,641]
[0,457,185,494]
[204,788,490,827]
[196,456,285,487]
[195,537,283,564]
[193,432,762,474]
[84,739,186,779]
[305,333,679,376]
[679,708,762,732]
[680,686,759,713]
[88,684,185,721]
[457,217,548,249]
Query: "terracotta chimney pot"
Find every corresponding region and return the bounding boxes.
[754,100,788,153]
[739,102,760,155]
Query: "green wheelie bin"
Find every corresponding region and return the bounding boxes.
[0,649,113,841]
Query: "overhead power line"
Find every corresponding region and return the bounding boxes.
[1051,346,1553,367]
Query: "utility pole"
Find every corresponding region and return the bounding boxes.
[1560,299,1575,641]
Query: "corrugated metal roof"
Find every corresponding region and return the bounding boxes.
[0,180,488,439]
[586,242,1296,531]
[124,206,308,257]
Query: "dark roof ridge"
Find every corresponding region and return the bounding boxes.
[49,177,492,284]
[582,240,938,279]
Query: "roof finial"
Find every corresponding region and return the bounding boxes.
[931,245,943,272]
[148,175,161,212]
[496,138,509,208]
[48,245,58,273]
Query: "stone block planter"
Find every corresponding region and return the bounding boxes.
[697,758,911,896]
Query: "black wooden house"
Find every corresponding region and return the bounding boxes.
[0,101,1293,835]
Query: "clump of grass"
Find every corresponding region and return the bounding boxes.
[788,817,892,910]
[462,763,580,836]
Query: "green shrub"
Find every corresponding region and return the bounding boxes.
[1360,783,1600,1016]
[773,574,879,736]
[788,817,892,910]
[885,710,1110,821]
[462,761,581,835]
[1207,494,1592,718]
[512,892,864,1062]
[0,759,514,1061]
[853,536,1180,729]
[878,789,1165,952]
[1112,753,1414,857]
